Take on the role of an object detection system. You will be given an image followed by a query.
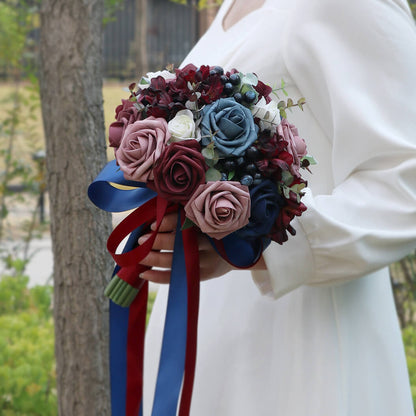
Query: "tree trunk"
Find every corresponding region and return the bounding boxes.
[134,0,149,75]
[39,1,112,414]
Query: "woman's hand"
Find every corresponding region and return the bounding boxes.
[138,212,250,283]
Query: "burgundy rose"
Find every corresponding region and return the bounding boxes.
[116,117,170,182]
[278,119,307,177]
[184,181,251,240]
[149,140,207,203]
[109,99,141,150]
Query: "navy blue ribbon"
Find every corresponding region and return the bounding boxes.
[88,160,263,416]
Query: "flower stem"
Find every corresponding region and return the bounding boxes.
[105,275,139,307]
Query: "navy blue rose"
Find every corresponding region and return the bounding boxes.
[200,97,258,157]
[236,179,284,240]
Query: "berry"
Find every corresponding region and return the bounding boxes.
[213,66,224,75]
[220,75,229,84]
[224,82,234,95]
[240,175,254,187]
[253,178,262,186]
[245,163,257,176]
[229,73,241,85]
[224,159,237,171]
[220,172,228,181]
[245,146,260,160]
[244,90,256,103]
[233,92,243,103]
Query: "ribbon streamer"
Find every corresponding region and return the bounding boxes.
[88,161,261,416]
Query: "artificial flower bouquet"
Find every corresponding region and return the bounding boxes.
[88,64,314,416]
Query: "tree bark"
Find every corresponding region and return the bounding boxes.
[39,1,112,414]
[134,0,149,75]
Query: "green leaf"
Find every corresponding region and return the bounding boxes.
[301,155,318,166]
[287,98,293,108]
[282,185,291,199]
[277,100,286,109]
[181,217,196,230]
[281,170,294,186]
[297,97,306,111]
[228,170,235,180]
[290,183,306,195]
[205,157,217,168]
[241,73,258,86]
[280,109,287,119]
[205,168,222,181]
[202,147,215,160]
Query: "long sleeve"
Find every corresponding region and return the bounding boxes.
[252,0,416,298]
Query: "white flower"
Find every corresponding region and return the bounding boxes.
[168,109,201,142]
[145,70,177,82]
[251,97,281,131]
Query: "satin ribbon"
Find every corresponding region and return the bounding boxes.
[88,161,261,416]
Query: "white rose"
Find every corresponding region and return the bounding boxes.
[146,70,177,82]
[168,109,201,142]
[251,97,281,131]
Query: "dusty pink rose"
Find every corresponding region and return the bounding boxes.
[278,119,307,177]
[109,99,141,150]
[116,117,170,182]
[184,181,250,240]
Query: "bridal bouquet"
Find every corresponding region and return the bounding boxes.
[88,64,314,416]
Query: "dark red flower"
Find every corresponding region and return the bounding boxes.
[109,99,142,150]
[270,192,307,244]
[149,140,207,203]
[254,80,273,103]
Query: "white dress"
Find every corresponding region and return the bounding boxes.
[145,0,416,415]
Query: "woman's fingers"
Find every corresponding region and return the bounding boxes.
[139,232,175,251]
[140,250,173,269]
[138,225,239,284]
[140,269,171,284]
[151,212,178,232]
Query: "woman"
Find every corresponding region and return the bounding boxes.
[141,0,416,414]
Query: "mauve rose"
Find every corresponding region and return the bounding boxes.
[109,99,141,150]
[235,180,284,240]
[184,181,250,240]
[116,117,170,182]
[149,140,207,203]
[278,119,307,177]
[200,98,258,157]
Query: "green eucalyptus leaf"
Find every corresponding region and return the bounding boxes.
[206,168,222,181]
[202,147,215,160]
[277,100,286,109]
[205,157,217,168]
[281,170,294,186]
[287,98,293,107]
[280,109,287,119]
[241,73,258,86]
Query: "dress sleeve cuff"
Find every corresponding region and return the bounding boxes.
[251,216,315,299]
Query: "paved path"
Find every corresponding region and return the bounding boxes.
[2,236,159,292]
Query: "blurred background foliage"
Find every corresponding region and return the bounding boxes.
[0,0,415,414]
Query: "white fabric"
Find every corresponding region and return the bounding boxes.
[144,0,416,414]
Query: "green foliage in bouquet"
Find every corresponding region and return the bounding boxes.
[0,274,56,415]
